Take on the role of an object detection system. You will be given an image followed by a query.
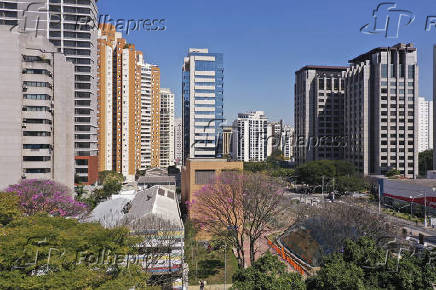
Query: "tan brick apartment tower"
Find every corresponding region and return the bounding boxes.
[97,24,142,181]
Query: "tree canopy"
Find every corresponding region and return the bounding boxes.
[295,160,360,188]
[0,201,148,289]
[306,237,436,290]
[419,149,433,177]
[232,251,305,290]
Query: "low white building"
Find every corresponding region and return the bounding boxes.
[86,186,185,289]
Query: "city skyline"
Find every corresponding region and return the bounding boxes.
[99,0,436,125]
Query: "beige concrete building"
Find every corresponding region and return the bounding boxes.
[181,158,243,218]
[294,66,347,165]
[0,0,99,184]
[344,43,418,178]
[97,24,142,181]
[221,125,233,157]
[0,27,74,189]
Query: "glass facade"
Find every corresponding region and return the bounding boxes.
[182,50,224,161]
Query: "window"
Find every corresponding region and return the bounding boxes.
[195,170,215,185]
[23,156,51,161]
[25,168,50,173]
[23,131,51,136]
[23,144,50,149]
[408,65,415,79]
[23,81,52,88]
[381,64,388,78]
[318,78,325,90]
[23,106,50,112]
[24,94,51,100]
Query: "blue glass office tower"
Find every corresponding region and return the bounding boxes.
[182,48,224,162]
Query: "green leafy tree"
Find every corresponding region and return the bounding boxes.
[232,251,306,290]
[102,176,122,196]
[295,160,357,186]
[333,160,355,177]
[419,149,433,176]
[385,168,401,178]
[0,192,22,226]
[306,237,436,290]
[296,160,336,185]
[98,170,124,185]
[0,214,148,289]
[335,176,368,194]
[267,149,285,163]
[168,166,180,175]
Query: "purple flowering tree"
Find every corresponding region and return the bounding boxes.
[5,179,87,217]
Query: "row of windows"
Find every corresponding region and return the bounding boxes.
[23,119,52,125]
[380,64,415,78]
[381,81,414,87]
[23,55,51,65]
[23,106,51,112]
[24,94,51,100]
[23,144,51,149]
[23,81,52,88]
[23,156,51,162]
[23,131,51,137]
[381,88,414,94]
[25,168,51,173]
[23,68,52,76]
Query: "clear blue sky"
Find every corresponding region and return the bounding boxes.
[98,0,436,126]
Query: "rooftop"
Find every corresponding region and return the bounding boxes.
[137,175,176,184]
[349,43,416,64]
[86,186,183,230]
[296,65,348,73]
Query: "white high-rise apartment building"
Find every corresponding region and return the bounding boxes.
[418,97,433,152]
[140,62,152,169]
[0,0,99,184]
[232,111,272,162]
[160,88,175,167]
[174,118,183,166]
[0,26,74,189]
[282,125,295,161]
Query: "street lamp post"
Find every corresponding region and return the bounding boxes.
[322,176,325,200]
[424,191,428,228]
[225,225,238,289]
[410,195,413,217]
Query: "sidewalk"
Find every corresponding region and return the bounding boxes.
[188,284,232,290]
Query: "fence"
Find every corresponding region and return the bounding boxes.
[266,238,306,276]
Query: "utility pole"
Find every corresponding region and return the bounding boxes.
[224,241,227,290]
[424,191,428,228]
[321,176,324,200]
[410,196,413,217]
[378,183,381,214]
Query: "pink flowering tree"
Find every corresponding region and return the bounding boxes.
[191,171,286,267]
[5,179,87,217]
